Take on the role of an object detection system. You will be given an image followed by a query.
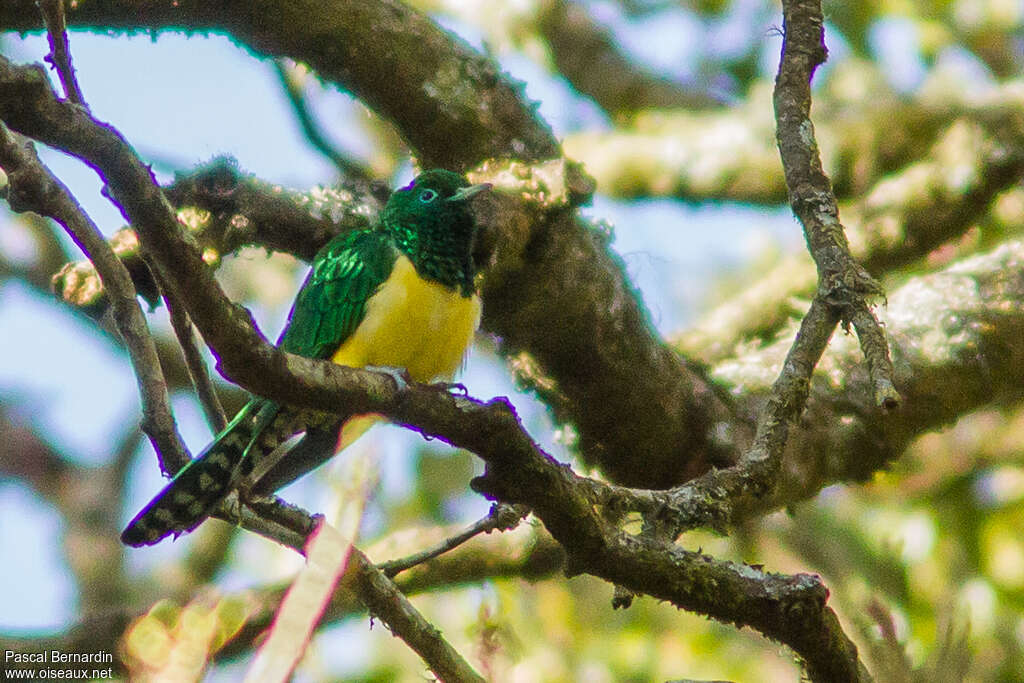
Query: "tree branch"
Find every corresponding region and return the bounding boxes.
[772,0,895,409]
[536,0,721,116]
[162,282,228,434]
[271,59,375,184]
[36,0,87,106]
[350,549,485,683]
[712,239,1024,516]
[378,503,528,578]
[0,70,496,675]
[193,502,485,680]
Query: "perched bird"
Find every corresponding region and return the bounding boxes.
[122,169,489,547]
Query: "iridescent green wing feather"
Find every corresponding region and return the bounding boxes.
[279,229,398,358]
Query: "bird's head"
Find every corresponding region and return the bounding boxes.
[382,169,490,293]
[384,169,490,231]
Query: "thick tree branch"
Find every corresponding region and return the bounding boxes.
[563,236,1024,535]
[470,176,736,485]
[563,69,973,204]
[711,240,1024,516]
[564,87,788,202]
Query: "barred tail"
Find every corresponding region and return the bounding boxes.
[121,400,269,547]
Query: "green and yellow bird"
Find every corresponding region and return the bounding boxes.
[121,169,489,547]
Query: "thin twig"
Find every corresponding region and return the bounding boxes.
[162,280,228,433]
[379,503,528,578]
[111,422,145,485]
[352,549,485,683]
[773,0,899,415]
[272,59,375,184]
[848,305,900,411]
[36,0,87,107]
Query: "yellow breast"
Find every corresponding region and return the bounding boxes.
[330,254,481,383]
[328,254,480,451]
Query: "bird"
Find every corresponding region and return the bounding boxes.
[121,169,490,547]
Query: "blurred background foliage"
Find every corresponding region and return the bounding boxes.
[1,0,1023,680]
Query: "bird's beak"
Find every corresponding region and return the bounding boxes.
[449,183,492,202]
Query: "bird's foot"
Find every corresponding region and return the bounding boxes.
[433,381,468,396]
[365,365,411,391]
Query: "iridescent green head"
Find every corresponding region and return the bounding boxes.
[382,169,490,296]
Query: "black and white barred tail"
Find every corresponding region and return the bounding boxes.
[120,399,319,546]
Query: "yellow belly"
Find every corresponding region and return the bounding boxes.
[329,254,481,449]
[330,254,480,380]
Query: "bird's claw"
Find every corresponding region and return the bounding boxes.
[435,381,468,396]
[365,365,411,391]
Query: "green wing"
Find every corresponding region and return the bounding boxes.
[279,229,397,359]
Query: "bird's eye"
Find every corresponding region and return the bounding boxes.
[418,189,438,203]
